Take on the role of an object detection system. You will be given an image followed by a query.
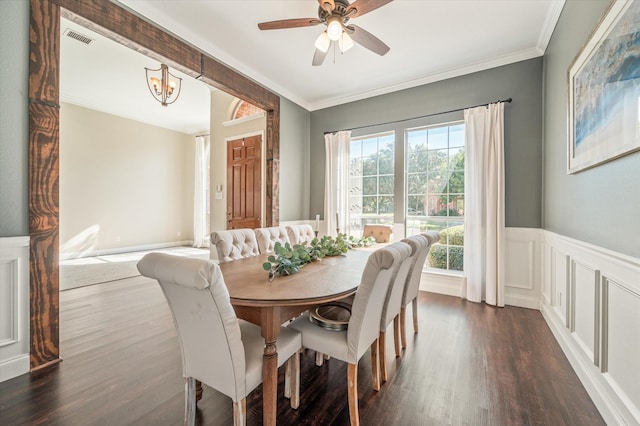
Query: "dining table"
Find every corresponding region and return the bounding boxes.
[209,248,373,426]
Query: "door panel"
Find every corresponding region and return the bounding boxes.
[227,135,262,229]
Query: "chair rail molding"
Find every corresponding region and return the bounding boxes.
[541,230,640,426]
[0,236,30,382]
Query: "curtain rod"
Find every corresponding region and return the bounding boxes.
[324,98,512,135]
[194,133,210,137]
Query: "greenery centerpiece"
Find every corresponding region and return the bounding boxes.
[262,233,372,281]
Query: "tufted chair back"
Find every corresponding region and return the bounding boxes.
[211,229,260,263]
[402,231,440,307]
[347,243,409,363]
[380,241,415,331]
[137,252,303,425]
[395,231,440,351]
[285,224,315,246]
[254,226,291,254]
[363,224,393,243]
[137,253,247,402]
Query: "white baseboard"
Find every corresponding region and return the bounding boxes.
[0,354,30,382]
[541,304,629,425]
[504,293,540,310]
[60,240,193,260]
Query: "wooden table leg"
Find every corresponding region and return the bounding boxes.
[261,307,281,426]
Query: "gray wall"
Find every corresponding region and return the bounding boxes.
[310,58,544,228]
[0,0,29,237]
[279,97,311,221]
[543,0,640,258]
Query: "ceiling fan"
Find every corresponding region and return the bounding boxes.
[258,0,392,66]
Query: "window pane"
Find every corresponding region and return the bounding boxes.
[379,175,394,194]
[407,129,427,150]
[449,124,465,147]
[407,147,427,172]
[427,172,447,194]
[349,158,362,175]
[449,148,464,170]
[378,196,394,214]
[427,149,448,171]
[448,171,464,195]
[378,149,394,174]
[407,195,424,215]
[428,126,448,149]
[362,138,378,157]
[362,196,377,214]
[362,157,377,176]
[407,173,426,194]
[363,176,377,195]
[349,177,362,194]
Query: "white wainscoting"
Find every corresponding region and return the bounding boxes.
[0,236,30,382]
[541,231,640,425]
[420,227,542,309]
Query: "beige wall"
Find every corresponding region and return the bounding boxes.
[210,91,266,232]
[60,102,196,256]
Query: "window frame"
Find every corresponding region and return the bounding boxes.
[405,121,465,274]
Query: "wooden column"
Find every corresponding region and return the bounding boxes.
[266,107,280,226]
[29,0,61,370]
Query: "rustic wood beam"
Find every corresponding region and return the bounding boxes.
[29,0,61,369]
[29,0,281,370]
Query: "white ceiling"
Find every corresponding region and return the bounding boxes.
[61,1,565,134]
[116,0,565,111]
[60,18,211,134]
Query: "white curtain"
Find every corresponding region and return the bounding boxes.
[324,130,351,236]
[193,135,210,248]
[463,103,505,306]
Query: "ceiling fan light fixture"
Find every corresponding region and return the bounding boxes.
[326,17,343,41]
[339,31,354,53]
[315,31,331,53]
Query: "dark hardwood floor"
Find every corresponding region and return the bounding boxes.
[0,276,604,425]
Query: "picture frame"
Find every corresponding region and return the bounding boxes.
[568,0,640,174]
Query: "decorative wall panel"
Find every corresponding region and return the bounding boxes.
[541,231,640,425]
[0,237,30,382]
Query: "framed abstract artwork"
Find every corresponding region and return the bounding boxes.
[568,0,640,174]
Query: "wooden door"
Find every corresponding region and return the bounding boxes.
[227,135,262,229]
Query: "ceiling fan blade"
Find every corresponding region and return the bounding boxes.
[346,0,393,18]
[347,25,390,56]
[317,0,335,13]
[312,48,329,66]
[258,18,322,30]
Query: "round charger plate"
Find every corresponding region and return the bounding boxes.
[309,301,352,331]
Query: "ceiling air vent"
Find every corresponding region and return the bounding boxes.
[63,28,94,45]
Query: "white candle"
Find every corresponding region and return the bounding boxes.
[315,214,320,231]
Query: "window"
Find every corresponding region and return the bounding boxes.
[348,132,395,237]
[406,122,465,272]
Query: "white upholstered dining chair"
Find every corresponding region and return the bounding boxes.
[285,224,315,246]
[399,231,439,348]
[289,243,409,426]
[254,226,291,254]
[137,253,302,426]
[211,229,260,262]
[378,240,415,382]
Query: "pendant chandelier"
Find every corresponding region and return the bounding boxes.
[145,64,182,106]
